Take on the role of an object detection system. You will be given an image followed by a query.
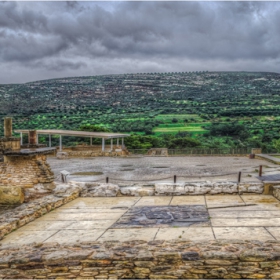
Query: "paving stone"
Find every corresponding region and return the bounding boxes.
[241,194,279,204]
[64,220,115,230]
[98,228,158,241]
[266,227,280,240]
[170,196,206,205]
[44,229,105,244]
[35,212,123,221]
[211,218,280,227]
[206,194,244,207]
[0,230,57,245]
[209,210,280,218]
[213,227,274,240]
[17,221,74,231]
[135,197,172,206]
[60,197,139,208]
[155,227,214,240]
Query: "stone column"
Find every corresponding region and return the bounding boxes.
[28,130,37,145]
[102,138,105,152]
[4,117,12,138]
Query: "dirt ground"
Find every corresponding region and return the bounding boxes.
[47,156,280,184]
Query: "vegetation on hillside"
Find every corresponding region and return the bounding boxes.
[0,71,279,151]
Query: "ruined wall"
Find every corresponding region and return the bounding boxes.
[0,138,20,153]
[0,154,54,189]
[61,145,128,157]
[1,240,280,279]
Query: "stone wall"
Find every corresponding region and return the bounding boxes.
[0,154,54,189]
[0,184,81,240]
[0,137,20,153]
[1,240,280,279]
[76,181,264,197]
[61,146,128,157]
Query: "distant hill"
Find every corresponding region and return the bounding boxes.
[0,71,279,136]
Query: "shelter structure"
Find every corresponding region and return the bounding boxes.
[14,129,130,152]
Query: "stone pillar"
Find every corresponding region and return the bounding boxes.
[28,130,37,145]
[102,138,105,152]
[111,139,113,151]
[20,132,23,145]
[4,117,12,138]
[117,138,119,146]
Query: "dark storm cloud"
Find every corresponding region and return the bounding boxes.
[0,1,279,83]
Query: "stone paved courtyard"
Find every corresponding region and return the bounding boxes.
[47,156,280,183]
[2,194,280,246]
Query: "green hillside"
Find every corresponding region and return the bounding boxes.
[0,71,279,151]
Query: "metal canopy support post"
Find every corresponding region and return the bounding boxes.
[90,137,92,146]
[49,134,51,147]
[59,135,62,152]
[111,138,113,151]
[102,138,105,152]
[20,132,23,145]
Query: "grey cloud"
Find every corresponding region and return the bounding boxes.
[0,1,279,83]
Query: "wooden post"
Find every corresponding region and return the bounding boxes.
[59,135,62,152]
[174,175,177,183]
[259,165,263,177]
[238,171,241,183]
[106,177,109,183]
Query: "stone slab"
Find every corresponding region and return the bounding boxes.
[18,221,74,231]
[135,196,172,206]
[266,227,280,240]
[98,228,158,241]
[206,194,244,207]
[241,194,279,204]
[0,230,57,245]
[208,204,280,211]
[36,212,123,221]
[60,197,139,208]
[170,196,206,205]
[44,229,105,244]
[51,208,127,213]
[155,227,214,240]
[64,220,115,230]
[209,210,280,218]
[211,218,280,227]
[213,227,274,240]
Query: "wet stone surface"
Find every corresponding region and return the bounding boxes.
[111,205,210,228]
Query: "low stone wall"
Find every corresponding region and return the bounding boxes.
[0,184,81,240]
[61,146,128,157]
[273,186,280,201]
[76,181,264,197]
[1,240,280,279]
[0,154,54,189]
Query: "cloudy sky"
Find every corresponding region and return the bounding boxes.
[0,1,279,84]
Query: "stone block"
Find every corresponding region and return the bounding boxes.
[239,182,264,194]
[56,152,69,159]
[0,185,24,204]
[81,183,120,197]
[155,183,185,195]
[120,186,155,196]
